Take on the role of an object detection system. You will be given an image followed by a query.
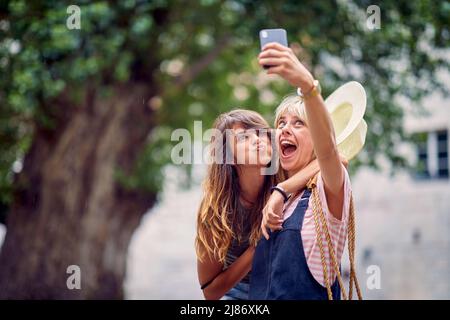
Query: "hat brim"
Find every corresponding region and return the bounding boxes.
[325,81,367,160]
[336,119,367,161]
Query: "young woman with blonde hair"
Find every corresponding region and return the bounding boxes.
[249,42,362,300]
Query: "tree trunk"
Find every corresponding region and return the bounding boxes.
[0,83,157,299]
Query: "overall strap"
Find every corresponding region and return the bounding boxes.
[283,188,312,230]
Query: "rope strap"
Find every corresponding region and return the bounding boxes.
[306,173,363,300]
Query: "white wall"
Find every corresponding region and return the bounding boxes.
[352,168,450,299]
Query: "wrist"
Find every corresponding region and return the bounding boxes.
[276,181,287,192]
[296,75,314,93]
[270,185,291,203]
[271,188,285,203]
[297,79,321,100]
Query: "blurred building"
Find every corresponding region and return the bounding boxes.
[353,87,450,299]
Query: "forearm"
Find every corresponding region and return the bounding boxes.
[303,93,338,159]
[301,86,343,193]
[203,246,255,300]
[278,159,319,194]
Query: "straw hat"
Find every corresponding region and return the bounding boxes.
[324,81,367,161]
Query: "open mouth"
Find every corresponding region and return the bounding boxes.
[280,140,297,157]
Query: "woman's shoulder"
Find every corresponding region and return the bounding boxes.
[317,164,352,191]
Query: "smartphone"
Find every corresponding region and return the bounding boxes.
[259,28,288,69]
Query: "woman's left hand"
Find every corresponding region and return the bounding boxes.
[261,190,285,240]
[258,42,314,93]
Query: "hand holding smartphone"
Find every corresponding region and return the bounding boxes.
[259,29,288,69]
[258,28,314,90]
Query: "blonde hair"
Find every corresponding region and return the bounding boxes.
[274,94,308,128]
[195,109,281,263]
[274,94,317,165]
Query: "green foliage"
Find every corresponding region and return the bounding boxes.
[0,0,449,209]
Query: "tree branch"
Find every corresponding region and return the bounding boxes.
[174,34,232,88]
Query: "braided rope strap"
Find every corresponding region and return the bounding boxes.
[306,173,363,300]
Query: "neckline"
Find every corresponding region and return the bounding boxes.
[283,189,306,213]
[282,189,308,225]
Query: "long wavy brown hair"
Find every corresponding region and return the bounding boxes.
[195,109,281,263]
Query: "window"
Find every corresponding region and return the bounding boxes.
[437,130,449,178]
[413,130,449,180]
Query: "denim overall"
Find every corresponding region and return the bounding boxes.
[221,282,250,300]
[249,188,341,300]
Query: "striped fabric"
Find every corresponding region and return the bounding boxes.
[282,167,351,287]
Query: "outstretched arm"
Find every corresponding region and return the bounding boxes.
[259,42,346,220]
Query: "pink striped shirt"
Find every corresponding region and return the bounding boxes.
[282,167,351,287]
